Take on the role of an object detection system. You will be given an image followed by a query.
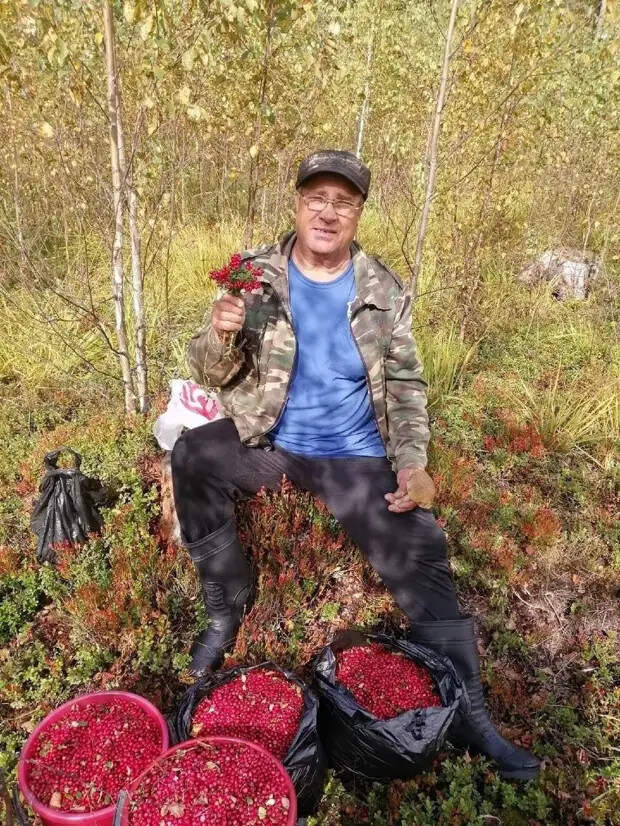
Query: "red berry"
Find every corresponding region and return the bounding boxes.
[192,669,304,759]
[335,643,442,719]
[27,699,163,813]
[128,741,291,826]
[209,253,262,295]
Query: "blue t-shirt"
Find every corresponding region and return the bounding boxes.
[270,258,386,457]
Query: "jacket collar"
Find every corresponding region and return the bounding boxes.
[258,231,392,311]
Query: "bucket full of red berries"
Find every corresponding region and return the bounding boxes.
[313,631,465,781]
[114,736,297,826]
[17,691,169,826]
[169,663,326,816]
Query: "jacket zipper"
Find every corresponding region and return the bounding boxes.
[347,300,389,453]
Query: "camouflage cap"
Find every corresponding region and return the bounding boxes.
[296,149,371,200]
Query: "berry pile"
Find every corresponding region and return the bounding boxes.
[27,699,163,812]
[128,740,292,826]
[336,643,442,719]
[210,253,263,294]
[192,669,304,759]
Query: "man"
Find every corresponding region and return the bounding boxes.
[171,150,539,780]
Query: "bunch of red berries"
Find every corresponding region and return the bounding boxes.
[210,253,263,295]
[27,699,163,812]
[336,643,441,720]
[192,669,305,759]
[127,740,292,826]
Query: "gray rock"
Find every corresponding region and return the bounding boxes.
[517,247,601,300]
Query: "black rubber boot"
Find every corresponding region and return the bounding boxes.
[186,518,253,676]
[411,616,540,780]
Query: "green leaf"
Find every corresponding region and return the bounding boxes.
[320,602,340,622]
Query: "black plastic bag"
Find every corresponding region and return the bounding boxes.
[169,661,327,816]
[30,448,105,563]
[313,630,466,782]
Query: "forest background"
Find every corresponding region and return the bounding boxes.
[0,0,618,824]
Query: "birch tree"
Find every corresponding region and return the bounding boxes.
[103,0,135,413]
[410,0,461,294]
[116,100,149,413]
[355,24,375,159]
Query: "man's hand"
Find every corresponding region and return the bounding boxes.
[212,294,245,337]
[384,466,435,513]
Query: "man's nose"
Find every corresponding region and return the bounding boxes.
[319,202,338,221]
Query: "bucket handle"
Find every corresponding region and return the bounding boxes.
[0,770,14,826]
[1,773,33,826]
[44,447,82,470]
[113,790,128,826]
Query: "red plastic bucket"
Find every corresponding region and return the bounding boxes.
[117,736,298,826]
[18,690,169,826]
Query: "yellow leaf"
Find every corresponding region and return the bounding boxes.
[140,14,153,39]
[123,2,136,23]
[178,85,191,105]
[182,48,196,71]
[186,104,205,121]
[39,122,54,139]
[249,144,259,159]
[94,30,103,46]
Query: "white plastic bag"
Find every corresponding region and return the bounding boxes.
[153,379,223,451]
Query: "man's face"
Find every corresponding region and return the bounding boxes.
[294,172,364,258]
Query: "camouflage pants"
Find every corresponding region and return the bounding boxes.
[171,418,460,623]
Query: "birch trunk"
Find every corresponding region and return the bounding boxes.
[116,101,149,413]
[103,0,135,413]
[410,0,460,294]
[6,90,27,273]
[244,0,275,248]
[355,25,375,159]
[595,0,607,39]
[459,39,518,339]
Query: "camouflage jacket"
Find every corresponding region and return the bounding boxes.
[187,231,430,471]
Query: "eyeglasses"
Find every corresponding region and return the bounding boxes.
[299,193,363,219]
